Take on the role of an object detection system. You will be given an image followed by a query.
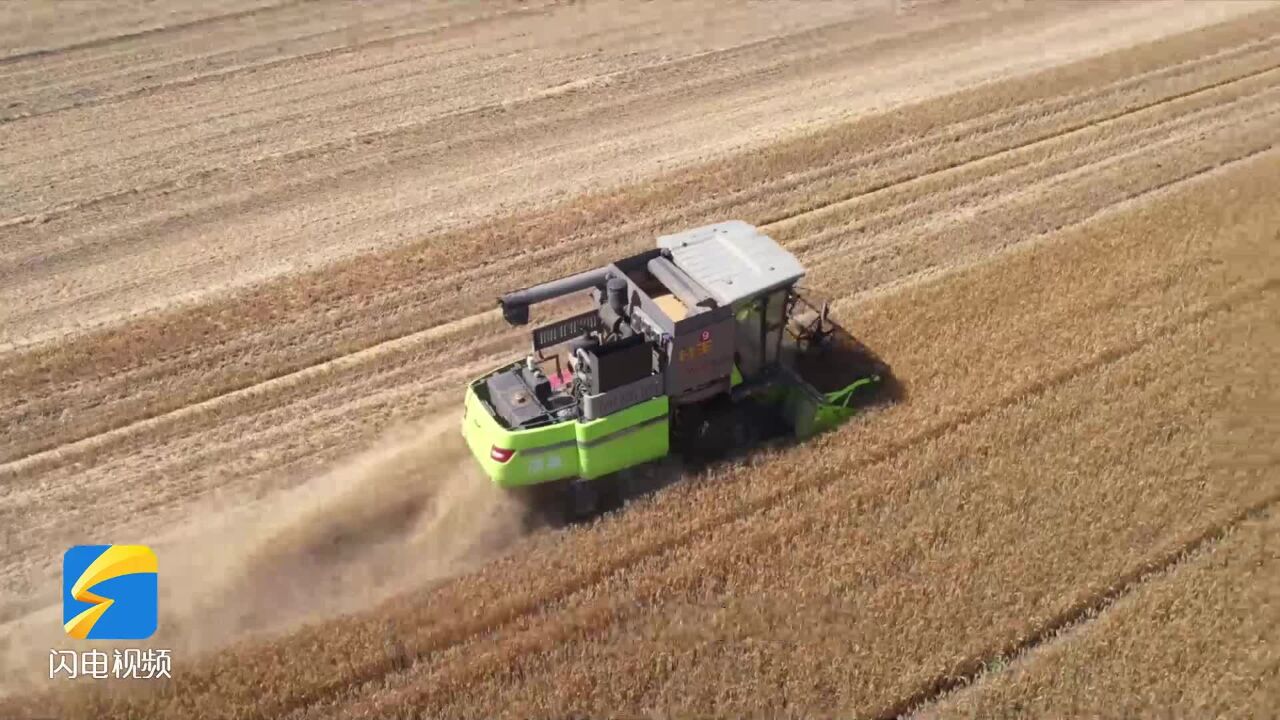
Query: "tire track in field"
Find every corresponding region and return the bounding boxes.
[706,35,1280,223]
[312,275,1280,720]
[0,0,866,128]
[789,70,1280,240]
[878,492,1280,720]
[4,47,1271,471]
[797,95,1280,298]
[274,34,1280,329]
[799,97,1280,268]
[759,59,1280,229]
[0,308,502,480]
[449,37,1280,289]
[0,2,564,124]
[0,0,314,66]
[0,2,999,230]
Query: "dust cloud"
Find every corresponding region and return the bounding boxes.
[0,413,531,693]
[166,413,532,652]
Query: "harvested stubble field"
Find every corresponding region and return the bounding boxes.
[1,1,1278,718]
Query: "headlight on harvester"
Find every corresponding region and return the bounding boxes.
[490,446,516,463]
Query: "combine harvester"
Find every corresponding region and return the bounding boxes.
[462,221,889,519]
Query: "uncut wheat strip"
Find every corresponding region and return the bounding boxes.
[6,27,1275,467]
[53,129,1280,720]
[319,159,1280,717]
[0,291,599,479]
[777,65,1280,257]
[801,101,1280,301]
[398,266,1279,720]
[917,507,1280,720]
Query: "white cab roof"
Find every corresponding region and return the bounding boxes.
[656,220,805,307]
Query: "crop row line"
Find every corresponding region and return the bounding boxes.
[879,493,1280,720]
[0,309,504,480]
[414,37,1280,305]
[795,84,1280,266]
[0,0,311,68]
[0,1,563,124]
[0,3,989,227]
[759,60,1280,229]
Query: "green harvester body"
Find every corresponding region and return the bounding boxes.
[460,221,886,508]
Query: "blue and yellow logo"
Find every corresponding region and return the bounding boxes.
[62,545,158,640]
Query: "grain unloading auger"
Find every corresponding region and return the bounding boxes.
[461,221,890,519]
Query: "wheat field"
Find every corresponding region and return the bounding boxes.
[1,1,1277,718]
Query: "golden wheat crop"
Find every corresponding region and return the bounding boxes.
[921,508,1280,719]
